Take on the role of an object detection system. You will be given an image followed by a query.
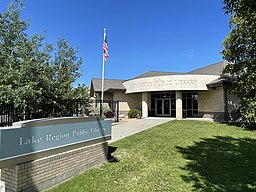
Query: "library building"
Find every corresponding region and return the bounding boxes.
[90,61,238,121]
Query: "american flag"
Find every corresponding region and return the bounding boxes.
[103,36,108,61]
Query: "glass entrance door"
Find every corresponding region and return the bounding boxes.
[156,99,171,116]
[151,92,176,117]
[156,100,163,115]
[164,100,170,115]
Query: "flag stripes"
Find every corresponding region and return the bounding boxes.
[103,36,108,61]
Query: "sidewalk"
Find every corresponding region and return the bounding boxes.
[109,117,174,143]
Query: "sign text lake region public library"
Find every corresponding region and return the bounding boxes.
[0,118,111,162]
[19,126,104,146]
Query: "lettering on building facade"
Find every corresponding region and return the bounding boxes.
[126,78,198,91]
[123,75,220,93]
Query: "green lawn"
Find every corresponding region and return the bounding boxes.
[48,120,256,192]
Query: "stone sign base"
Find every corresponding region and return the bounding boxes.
[1,141,108,192]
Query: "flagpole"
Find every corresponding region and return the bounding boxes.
[100,28,106,117]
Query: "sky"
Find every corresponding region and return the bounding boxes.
[0,0,230,86]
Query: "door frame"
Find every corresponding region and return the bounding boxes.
[155,99,171,116]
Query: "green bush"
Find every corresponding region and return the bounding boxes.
[128,109,142,118]
[104,110,115,118]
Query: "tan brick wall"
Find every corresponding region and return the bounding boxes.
[112,91,141,115]
[95,93,112,101]
[198,87,225,113]
[1,142,108,192]
[91,91,141,116]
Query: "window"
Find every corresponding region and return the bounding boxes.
[182,91,198,118]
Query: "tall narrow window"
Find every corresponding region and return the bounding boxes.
[182,91,198,118]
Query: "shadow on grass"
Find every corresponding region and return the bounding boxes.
[96,119,119,163]
[108,146,119,163]
[219,121,246,130]
[222,122,256,131]
[222,121,242,128]
[176,136,256,192]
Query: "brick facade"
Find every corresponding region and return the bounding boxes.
[198,87,225,120]
[1,142,108,192]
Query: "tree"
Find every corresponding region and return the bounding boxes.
[0,2,48,105]
[0,1,84,107]
[222,0,256,129]
[72,83,90,100]
[53,38,82,100]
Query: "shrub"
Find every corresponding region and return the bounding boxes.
[104,110,115,118]
[128,109,142,118]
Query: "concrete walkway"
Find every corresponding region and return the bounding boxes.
[109,117,174,143]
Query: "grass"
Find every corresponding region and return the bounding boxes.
[48,120,256,192]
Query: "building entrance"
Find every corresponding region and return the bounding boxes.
[156,99,171,116]
[151,91,198,118]
[151,92,176,117]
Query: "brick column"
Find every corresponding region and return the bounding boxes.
[142,92,148,118]
[176,91,183,120]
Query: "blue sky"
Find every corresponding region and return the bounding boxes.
[1,0,230,86]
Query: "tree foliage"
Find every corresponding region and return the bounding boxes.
[53,38,82,99]
[222,0,256,129]
[72,84,90,100]
[0,2,84,107]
